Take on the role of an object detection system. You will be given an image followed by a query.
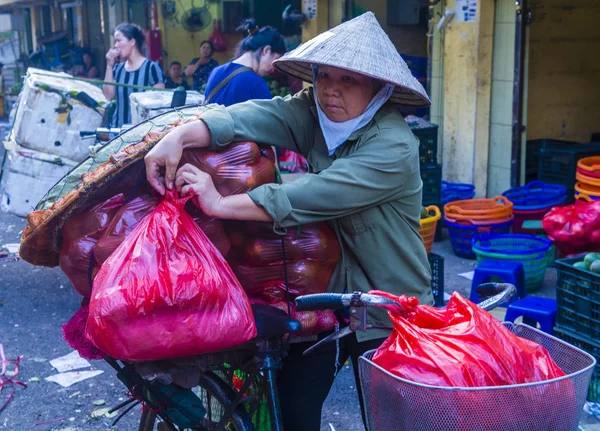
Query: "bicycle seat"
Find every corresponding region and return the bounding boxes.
[252,304,302,338]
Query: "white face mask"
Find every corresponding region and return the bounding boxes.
[312,65,395,156]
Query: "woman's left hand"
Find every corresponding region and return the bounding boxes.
[175,164,222,216]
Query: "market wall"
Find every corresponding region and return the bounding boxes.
[353,0,427,57]
[526,0,600,142]
[157,1,243,80]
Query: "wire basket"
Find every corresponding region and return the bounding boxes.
[472,234,552,292]
[359,323,596,431]
[419,206,441,254]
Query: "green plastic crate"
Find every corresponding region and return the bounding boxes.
[555,257,600,340]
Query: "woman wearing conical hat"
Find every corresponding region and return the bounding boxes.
[146,12,432,430]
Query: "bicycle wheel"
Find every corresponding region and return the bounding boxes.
[138,371,255,431]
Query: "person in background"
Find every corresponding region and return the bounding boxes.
[281,4,307,51]
[78,52,99,79]
[203,19,286,106]
[102,22,165,128]
[185,41,218,92]
[164,61,189,90]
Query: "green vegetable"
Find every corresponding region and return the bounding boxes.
[590,260,600,274]
[584,252,600,266]
[574,261,589,270]
[420,207,429,219]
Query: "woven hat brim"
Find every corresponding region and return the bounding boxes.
[274,58,431,107]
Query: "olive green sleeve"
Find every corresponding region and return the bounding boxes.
[247,130,421,232]
[199,90,316,157]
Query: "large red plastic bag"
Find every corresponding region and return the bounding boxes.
[59,194,125,297]
[231,260,335,297]
[85,190,257,361]
[186,204,231,257]
[372,291,565,387]
[93,194,158,267]
[181,142,275,196]
[543,200,600,254]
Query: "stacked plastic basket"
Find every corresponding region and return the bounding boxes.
[441,181,476,205]
[502,182,567,233]
[575,157,600,201]
[444,197,513,259]
[472,234,553,292]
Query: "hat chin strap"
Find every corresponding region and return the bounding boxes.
[311,65,394,156]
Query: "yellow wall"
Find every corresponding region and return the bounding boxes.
[526,1,600,142]
[441,0,495,195]
[158,2,243,79]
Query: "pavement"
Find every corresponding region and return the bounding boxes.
[0,212,599,430]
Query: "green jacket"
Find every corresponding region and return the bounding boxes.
[200,88,433,342]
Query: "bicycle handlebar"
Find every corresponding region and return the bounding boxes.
[294,283,517,313]
[294,293,345,311]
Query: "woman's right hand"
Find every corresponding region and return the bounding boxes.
[105,48,119,67]
[145,129,184,195]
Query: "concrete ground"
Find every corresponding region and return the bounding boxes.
[0,215,598,430]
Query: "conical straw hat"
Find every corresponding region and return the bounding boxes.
[273,12,431,107]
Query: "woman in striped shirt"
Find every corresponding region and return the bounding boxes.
[102,23,165,127]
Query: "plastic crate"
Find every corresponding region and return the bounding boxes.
[525,140,542,181]
[400,54,428,74]
[428,253,444,306]
[538,140,600,189]
[553,325,600,402]
[555,257,600,340]
[421,163,442,206]
[406,115,439,164]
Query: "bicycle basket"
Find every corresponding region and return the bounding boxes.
[358,323,596,431]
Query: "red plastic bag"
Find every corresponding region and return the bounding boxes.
[93,194,159,267]
[231,259,336,297]
[62,306,104,360]
[208,20,227,52]
[86,190,257,361]
[187,203,231,257]
[372,291,565,387]
[226,222,340,266]
[181,142,275,196]
[278,148,308,173]
[59,194,125,297]
[543,200,600,254]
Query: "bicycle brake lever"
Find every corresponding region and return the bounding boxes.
[302,326,354,356]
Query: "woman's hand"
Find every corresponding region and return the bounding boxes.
[145,120,213,194]
[105,48,119,67]
[176,164,223,217]
[145,129,184,195]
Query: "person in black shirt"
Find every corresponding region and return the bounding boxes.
[164,61,189,90]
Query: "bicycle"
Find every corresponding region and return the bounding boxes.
[101,283,518,431]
